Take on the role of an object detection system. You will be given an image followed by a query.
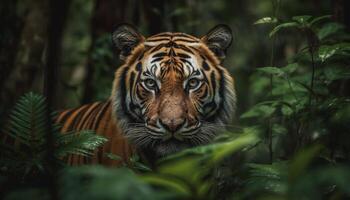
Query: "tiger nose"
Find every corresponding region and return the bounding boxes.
[159,118,185,133]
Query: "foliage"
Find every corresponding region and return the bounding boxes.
[238,13,350,199]
[0,92,107,180]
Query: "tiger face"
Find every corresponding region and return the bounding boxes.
[111,24,236,158]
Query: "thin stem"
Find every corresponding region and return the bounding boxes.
[268,37,275,163]
[267,0,280,164]
[304,29,318,147]
[309,48,316,107]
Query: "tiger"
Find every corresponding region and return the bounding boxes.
[56,24,236,167]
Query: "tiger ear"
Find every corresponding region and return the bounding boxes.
[201,24,233,61]
[112,23,144,61]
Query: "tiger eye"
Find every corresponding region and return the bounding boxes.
[188,78,200,89]
[144,79,157,89]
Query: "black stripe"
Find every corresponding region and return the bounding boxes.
[202,61,210,71]
[151,57,163,63]
[129,72,136,103]
[165,41,178,48]
[200,87,209,99]
[93,101,111,130]
[173,33,198,39]
[118,67,138,121]
[79,103,101,130]
[173,39,199,43]
[180,58,194,68]
[146,38,170,42]
[137,52,145,61]
[204,70,225,122]
[89,102,106,130]
[153,52,167,58]
[136,62,142,72]
[150,44,166,53]
[152,33,172,37]
[210,72,216,96]
[136,86,146,100]
[217,69,226,119]
[168,48,176,56]
[201,69,209,83]
[203,101,217,115]
[67,105,91,131]
[57,108,78,124]
[177,53,191,59]
[87,102,104,130]
[177,45,194,54]
[119,67,129,116]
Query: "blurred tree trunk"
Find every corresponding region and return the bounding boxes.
[141,0,179,33]
[142,0,165,34]
[44,1,71,199]
[81,0,129,104]
[0,0,49,123]
[45,0,71,108]
[0,0,21,92]
[0,0,22,123]
[333,0,345,24]
[332,0,350,97]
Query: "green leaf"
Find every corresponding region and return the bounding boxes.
[290,166,350,199]
[309,15,331,26]
[104,153,122,161]
[272,124,287,136]
[210,131,259,163]
[254,17,278,25]
[241,104,277,119]
[269,22,298,37]
[281,63,299,74]
[169,8,189,17]
[331,104,350,125]
[318,46,338,62]
[132,161,153,172]
[246,163,287,195]
[257,67,285,76]
[318,43,350,62]
[317,22,344,40]
[289,145,323,183]
[156,130,259,195]
[323,65,350,80]
[292,15,312,24]
[281,104,294,116]
[160,128,259,166]
[59,166,158,200]
[141,174,191,197]
[56,131,107,157]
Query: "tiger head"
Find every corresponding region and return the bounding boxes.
[111,24,236,159]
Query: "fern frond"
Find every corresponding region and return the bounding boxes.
[5,92,49,149]
[55,130,107,157]
[245,163,287,195]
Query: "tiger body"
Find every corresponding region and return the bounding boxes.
[57,24,236,166]
[56,101,133,166]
